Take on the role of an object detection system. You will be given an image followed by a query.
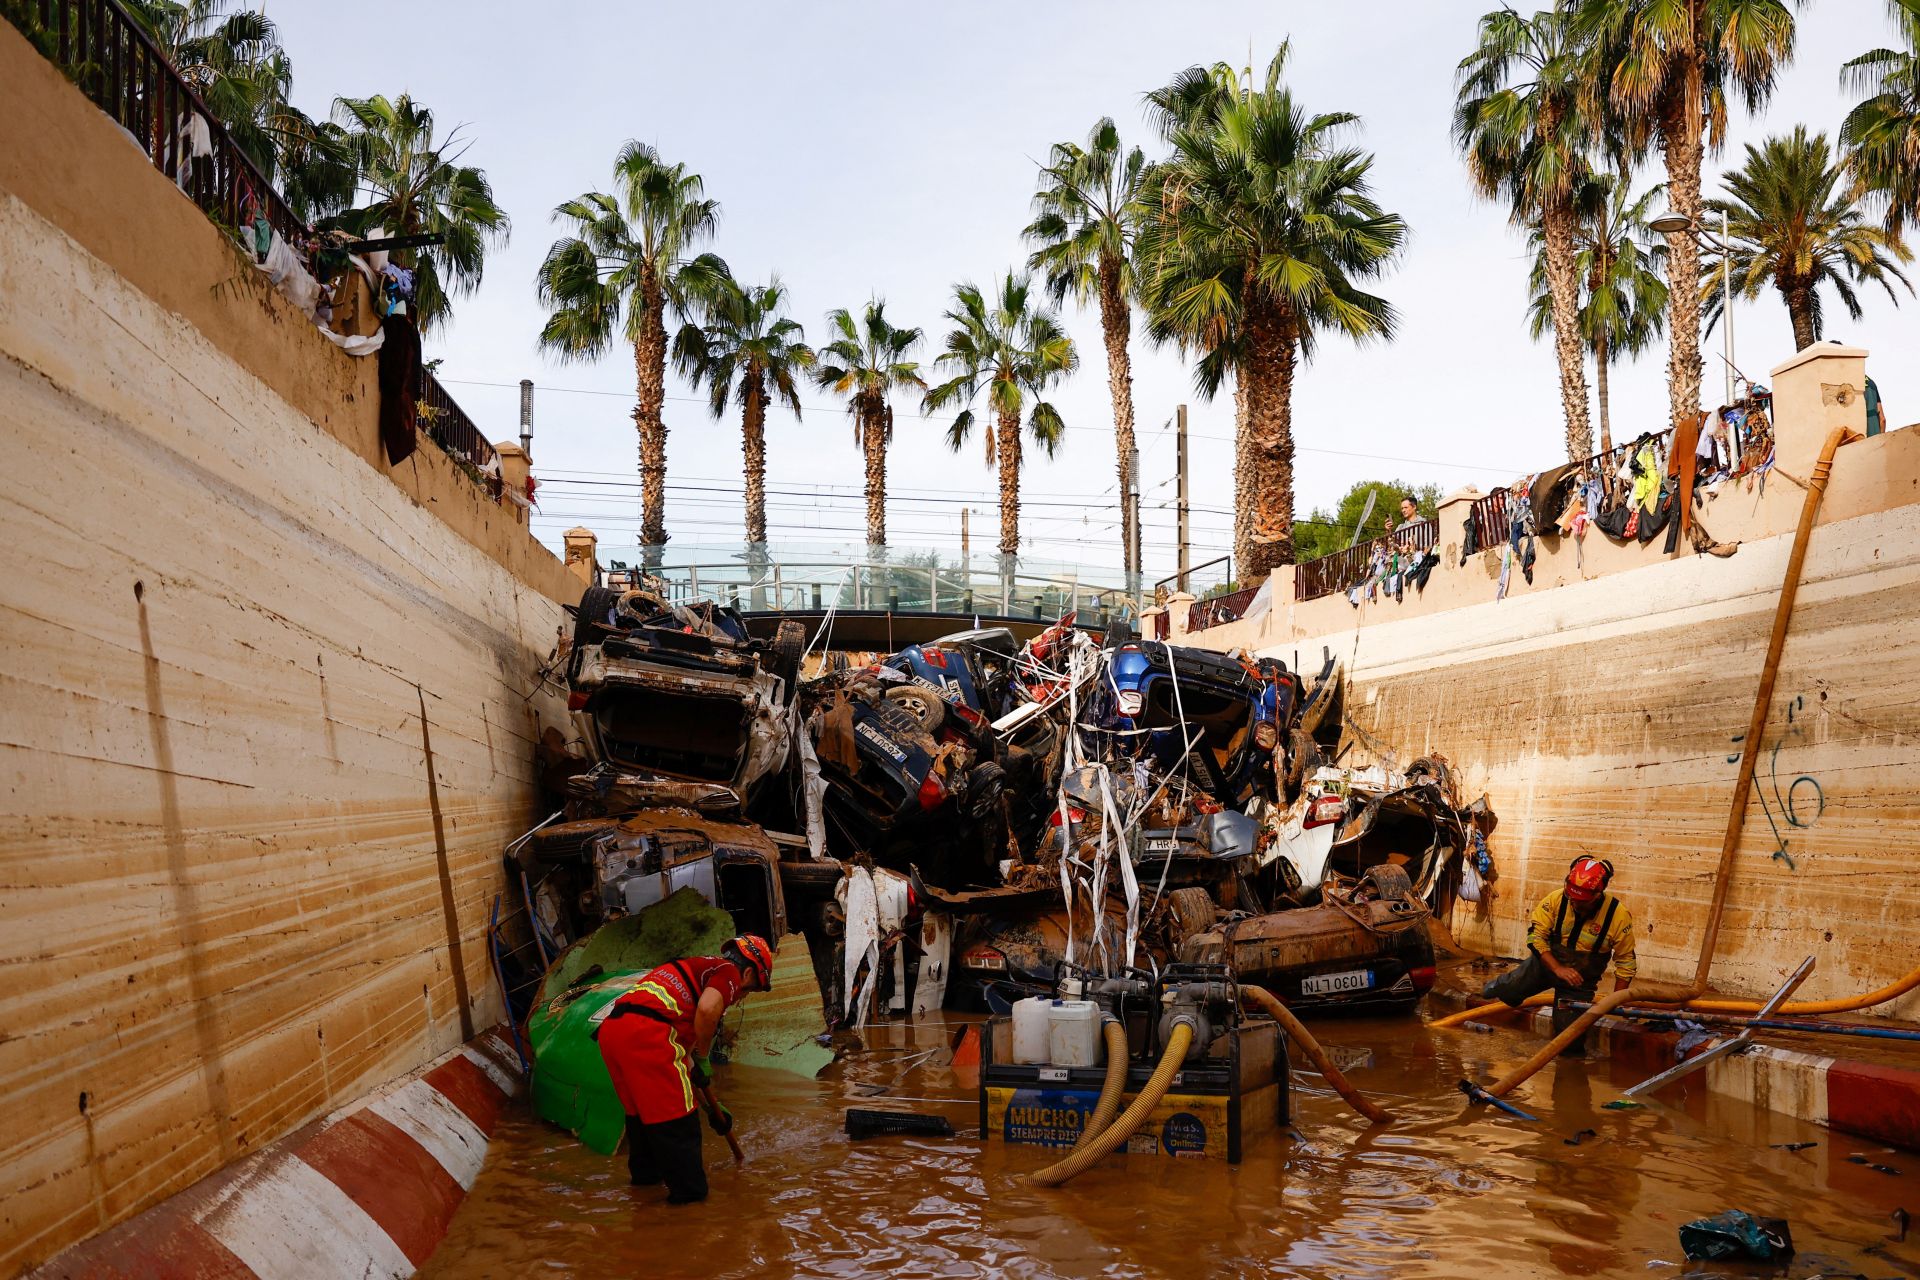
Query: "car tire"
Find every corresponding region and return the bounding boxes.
[767,619,807,702]
[572,586,621,655]
[1285,726,1322,799]
[1362,863,1415,900]
[885,685,947,732]
[1166,887,1218,940]
[966,761,1005,818]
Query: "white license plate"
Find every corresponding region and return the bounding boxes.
[1146,837,1178,854]
[1301,968,1374,996]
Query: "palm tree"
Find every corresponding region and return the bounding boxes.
[1136,47,1406,576]
[1573,0,1800,430]
[124,0,352,217]
[923,273,1077,559]
[534,143,728,552]
[1841,0,1920,236]
[674,278,813,546]
[331,93,509,330]
[1702,127,1912,353]
[813,302,924,548]
[1456,6,1600,461]
[1528,176,1669,454]
[1025,119,1145,582]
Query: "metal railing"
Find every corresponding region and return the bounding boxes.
[11,0,498,479]
[417,369,497,470]
[607,553,1131,623]
[1154,554,1232,601]
[13,0,307,244]
[1469,490,1510,552]
[1295,517,1438,602]
[1187,584,1260,632]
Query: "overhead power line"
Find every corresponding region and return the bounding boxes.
[442,377,1513,472]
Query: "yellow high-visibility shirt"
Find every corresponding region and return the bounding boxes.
[1527,889,1637,979]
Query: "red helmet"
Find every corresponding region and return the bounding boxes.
[724,934,774,990]
[1565,856,1613,904]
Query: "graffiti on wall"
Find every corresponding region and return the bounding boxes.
[1729,694,1826,870]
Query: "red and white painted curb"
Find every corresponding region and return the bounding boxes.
[33,1028,523,1279]
[1439,992,1920,1152]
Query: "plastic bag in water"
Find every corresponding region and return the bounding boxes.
[1678,1210,1794,1261]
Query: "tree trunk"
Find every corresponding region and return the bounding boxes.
[1232,372,1252,582]
[1097,255,1137,584]
[742,374,768,546]
[996,409,1022,558]
[1659,46,1707,431]
[1540,196,1595,460]
[1241,297,1297,578]
[1595,334,1613,456]
[634,268,669,555]
[1783,281,1817,352]
[863,397,888,548]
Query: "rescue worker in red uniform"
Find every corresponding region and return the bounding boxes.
[595,935,773,1203]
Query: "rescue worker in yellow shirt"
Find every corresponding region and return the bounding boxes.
[1481,856,1635,1055]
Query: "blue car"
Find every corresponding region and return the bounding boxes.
[1095,641,1290,807]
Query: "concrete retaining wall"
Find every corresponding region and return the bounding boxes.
[1178,350,1920,1011]
[29,1028,523,1280]
[0,24,576,1275]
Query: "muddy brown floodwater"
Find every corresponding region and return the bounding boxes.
[426,1006,1920,1280]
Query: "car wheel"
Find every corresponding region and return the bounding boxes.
[966,761,1005,818]
[1166,886,1218,940]
[767,619,807,702]
[885,685,947,732]
[1285,725,1322,799]
[1362,863,1415,900]
[571,585,621,656]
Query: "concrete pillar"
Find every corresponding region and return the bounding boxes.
[1166,591,1197,639]
[1435,486,1484,563]
[493,441,529,525]
[562,526,598,588]
[1139,604,1167,641]
[1769,344,1867,481]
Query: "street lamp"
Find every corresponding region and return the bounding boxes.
[1652,208,1738,407]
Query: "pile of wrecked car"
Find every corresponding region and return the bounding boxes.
[508,586,1497,1134]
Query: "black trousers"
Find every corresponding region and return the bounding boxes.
[626,1112,707,1203]
[1482,953,1600,1054]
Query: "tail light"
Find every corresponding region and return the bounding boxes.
[1116,690,1144,717]
[567,691,591,712]
[962,946,1007,972]
[916,771,948,811]
[1253,720,1279,751]
[1303,794,1346,828]
[1048,806,1087,827]
[1409,965,1436,994]
[950,702,986,730]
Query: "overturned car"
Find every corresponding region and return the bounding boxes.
[567,586,804,806]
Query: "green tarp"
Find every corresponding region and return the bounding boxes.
[527,887,737,1154]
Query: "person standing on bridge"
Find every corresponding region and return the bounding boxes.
[595,935,774,1203]
[1481,857,1635,1056]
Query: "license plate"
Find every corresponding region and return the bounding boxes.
[1301,968,1374,996]
[1146,837,1178,854]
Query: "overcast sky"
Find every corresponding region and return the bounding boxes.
[276,1,1918,586]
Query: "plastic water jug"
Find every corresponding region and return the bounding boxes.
[1048,999,1102,1068]
[1011,996,1052,1065]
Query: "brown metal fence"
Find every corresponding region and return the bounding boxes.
[1294,517,1438,602]
[16,0,308,243]
[12,0,495,474]
[1187,584,1261,632]
[417,368,498,470]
